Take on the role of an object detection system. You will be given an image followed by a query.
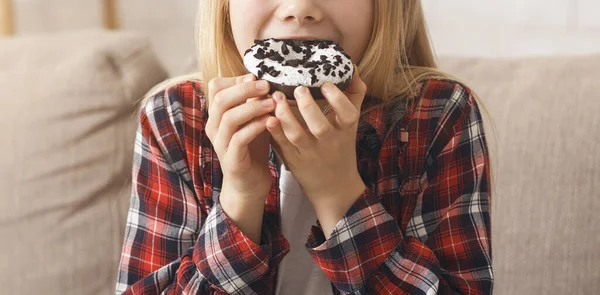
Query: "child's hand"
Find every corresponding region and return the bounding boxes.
[205,74,274,203]
[266,65,367,210]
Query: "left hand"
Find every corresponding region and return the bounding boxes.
[265,65,368,207]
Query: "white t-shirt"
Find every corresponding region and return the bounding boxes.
[274,158,334,295]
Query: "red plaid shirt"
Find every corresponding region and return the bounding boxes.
[116,79,493,294]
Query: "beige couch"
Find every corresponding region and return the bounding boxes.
[439,55,600,294]
[0,29,598,295]
[0,29,168,294]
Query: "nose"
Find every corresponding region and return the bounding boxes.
[276,0,324,25]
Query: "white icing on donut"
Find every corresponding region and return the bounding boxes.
[243,38,354,87]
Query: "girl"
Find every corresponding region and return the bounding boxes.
[116,0,497,294]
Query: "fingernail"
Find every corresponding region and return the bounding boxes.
[262,99,274,107]
[295,86,307,96]
[244,74,254,82]
[273,91,283,101]
[322,83,335,93]
[256,80,269,90]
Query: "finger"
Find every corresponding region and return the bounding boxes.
[294,86,333,139]
[229,114,270,162]
[321,82,360,129]
[215,99,275,152]
[343,64,368,110]
[246,93,266,104]
[273,91,313,148]
[207,79,270,133]
[206,74,255,137]
[266,116,296,154]
[248,83,274,102]
[207,74,254,110]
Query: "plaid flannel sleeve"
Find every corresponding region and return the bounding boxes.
[115,89,287,295]
[304,82,494,294]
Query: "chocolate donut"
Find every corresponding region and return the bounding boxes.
[243,38,354,100]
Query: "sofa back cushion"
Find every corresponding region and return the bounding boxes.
[0,29,168,295]
[439,55,600,295]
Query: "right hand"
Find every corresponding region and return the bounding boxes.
[205,73,275,202]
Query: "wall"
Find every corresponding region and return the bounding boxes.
[422,0,600,57]
[8,0,600,74]
[12,0,198,75]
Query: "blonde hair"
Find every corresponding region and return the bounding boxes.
[140,0,499,197]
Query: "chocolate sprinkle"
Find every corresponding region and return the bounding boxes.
[268,53,284,62]
[254,51,265,59]
[269,69,281,77]
[304,48,313,58]
[304,61,318,68]
[281,43,289,55]
[285,59,302,67]
[263,49,284,62]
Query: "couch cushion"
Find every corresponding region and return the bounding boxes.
[0,29,168,295]
[438,55,600,295]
